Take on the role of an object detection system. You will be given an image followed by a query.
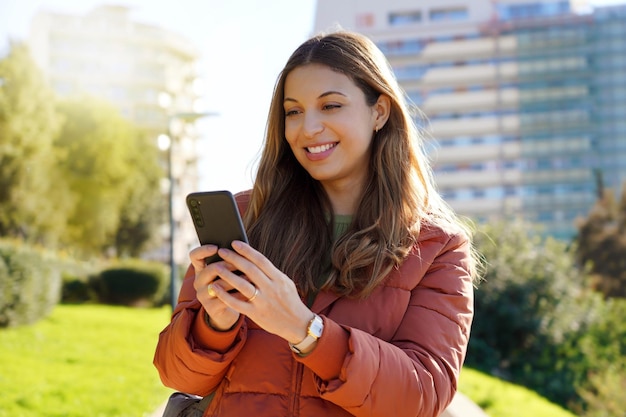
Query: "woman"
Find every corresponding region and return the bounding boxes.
[154,30,479,417]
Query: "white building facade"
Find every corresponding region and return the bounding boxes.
[315,0,626,239]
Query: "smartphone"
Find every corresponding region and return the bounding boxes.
[186,190,248,267]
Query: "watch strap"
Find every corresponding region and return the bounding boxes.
[289,314,323,355]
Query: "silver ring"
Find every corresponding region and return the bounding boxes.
[247,287,259,302]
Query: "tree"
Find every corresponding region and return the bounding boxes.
[575,299,626,417]
[54,96,164,256]
[0,41,69,244]
[113,132,166,257]
[574,181,626,298]
[468,220,602,407]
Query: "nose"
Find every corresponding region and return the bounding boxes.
[302,112,324,138]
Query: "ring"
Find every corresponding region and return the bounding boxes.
[207,284,217,298]
[247,287,259,302]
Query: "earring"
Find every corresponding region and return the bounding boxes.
[375,126,379,133]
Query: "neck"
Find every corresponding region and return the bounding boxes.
[322,181,363,215]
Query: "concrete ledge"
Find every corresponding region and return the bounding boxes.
[441,392,489,417]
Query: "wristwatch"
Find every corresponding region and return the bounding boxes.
[289,314,324,355]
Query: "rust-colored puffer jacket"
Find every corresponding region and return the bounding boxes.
[154,192,474,417]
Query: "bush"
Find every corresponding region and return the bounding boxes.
[59,258,101,304]
[61,276,97,304]
[467,221,602,407]
[0,240,62,327]
[574,298,626,417]
[92,260,168,306]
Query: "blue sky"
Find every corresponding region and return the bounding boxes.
[1,0,625,192]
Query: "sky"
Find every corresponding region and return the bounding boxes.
[0,0,318,193]
[1,0,625,193]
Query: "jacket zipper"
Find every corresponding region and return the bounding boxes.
[289,361,304,416]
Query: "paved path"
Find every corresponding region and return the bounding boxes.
[442,392,489,417]
[150,400,167,417]
[150,391,488,417]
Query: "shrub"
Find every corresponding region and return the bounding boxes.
[92,260,168,306]
[62,275,97,304]
[467,221,602,407]
[58,257,100,304]
[0,240,62,327]
[574,298,626,417]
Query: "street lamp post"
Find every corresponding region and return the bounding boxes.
[161,111,218,311]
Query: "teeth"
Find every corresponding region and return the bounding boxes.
[307,143,335,154]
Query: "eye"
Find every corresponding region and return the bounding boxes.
[322,103,341,111]
[285,108,301,117]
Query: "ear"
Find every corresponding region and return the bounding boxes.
[372,94,391,132]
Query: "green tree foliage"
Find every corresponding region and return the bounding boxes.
[0,42,164,257]
[468,220,603,407]
[0,42,69,244]
[54,96,164,256]
[0,240,63,327]
[113,137,165,257]
[574,182,626,298]
[574,298,626,417]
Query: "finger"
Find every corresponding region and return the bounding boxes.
[217,246,267,287]
[189,245,218,271]
[193,257,238,293]
[229,240,280,281]
[194,264,238,293]
[207,282,218,298]
[207,278,255,304]
[212,262,257,296]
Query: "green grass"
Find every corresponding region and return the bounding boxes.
[0,304,173,417]
[0,305,579,417]
[459,367,579,417]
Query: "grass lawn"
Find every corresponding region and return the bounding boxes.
[459,367,578,417]
[0,304,173,417]
[0,304,580,417]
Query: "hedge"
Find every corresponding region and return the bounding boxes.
[91,259,168,307]
[0,240,62,327]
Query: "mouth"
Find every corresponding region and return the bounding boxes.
[306,142,337,154]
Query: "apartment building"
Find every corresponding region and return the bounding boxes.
[28,5,203,264]
[315,0,626,239]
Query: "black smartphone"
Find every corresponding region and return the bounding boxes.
[186,190,248,267]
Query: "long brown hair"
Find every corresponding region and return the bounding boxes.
[245,31,475,298]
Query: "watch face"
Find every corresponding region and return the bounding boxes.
[309,315,324,338]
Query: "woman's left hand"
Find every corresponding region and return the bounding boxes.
[206,240,314,345]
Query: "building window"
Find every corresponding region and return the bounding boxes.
[442,190,457,200]
[429,7,468,22]
[505,185,517,196]
[389,10,422,26]
[538,211,555,222]
[472,188,486,198]
[498,1,570,21]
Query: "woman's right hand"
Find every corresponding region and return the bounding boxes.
[190,245,243,331]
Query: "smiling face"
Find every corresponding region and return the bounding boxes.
[283,64,388,199]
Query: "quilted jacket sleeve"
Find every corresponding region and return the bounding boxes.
[297,227,475,417]
[153,265,247,396]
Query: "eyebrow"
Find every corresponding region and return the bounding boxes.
[284,90,347,103]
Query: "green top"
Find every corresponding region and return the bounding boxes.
[333,214,353,240]
[306,214,353,307]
